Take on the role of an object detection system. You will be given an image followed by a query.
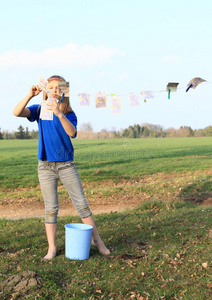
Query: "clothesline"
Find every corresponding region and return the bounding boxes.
[0,77,211,96]
[1,77,210,114]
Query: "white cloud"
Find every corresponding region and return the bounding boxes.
[0,43,125,68]
[162,55,182,63]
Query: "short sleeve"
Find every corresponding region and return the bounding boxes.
[27,104,40,122]
[66,111,77,138]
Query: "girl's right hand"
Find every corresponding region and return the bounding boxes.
[29,85,42,97]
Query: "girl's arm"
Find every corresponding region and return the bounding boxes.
[47,99,77,137]
[13,85,41,118]
[58,113,77,137]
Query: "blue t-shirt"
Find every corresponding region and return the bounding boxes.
[27,104,77,162]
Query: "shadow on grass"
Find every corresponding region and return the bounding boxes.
[179,177,212,205]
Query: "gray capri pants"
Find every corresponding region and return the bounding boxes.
[38,160,92,223]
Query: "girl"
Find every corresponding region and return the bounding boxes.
[13,75,110,260]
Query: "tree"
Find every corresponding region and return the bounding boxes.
[79,122,93,132]
[149,130,158,138]
[15,125,25,139]
[141,126,150,137]
[178,126,194,137]
[25,127,32,139]
[98,129,109,139]
[122,128,130,138]
[31,130,39,139]
[0,128,3,140]
[134,124,141,137]
[203,126,212,136]
[194,129,205,137]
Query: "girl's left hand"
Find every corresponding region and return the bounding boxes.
[46,98,62,118]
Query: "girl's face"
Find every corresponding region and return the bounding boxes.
[46,79,61,99]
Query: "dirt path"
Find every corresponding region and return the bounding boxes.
[0,196,143,220]
[0,203,140,220]
[1,196,212,220]
[1,171,212,220]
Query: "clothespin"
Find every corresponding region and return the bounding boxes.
[166,82,179,99]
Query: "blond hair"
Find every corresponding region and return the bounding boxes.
[43,75,72,114]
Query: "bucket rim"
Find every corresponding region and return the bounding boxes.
[65,223,93,230]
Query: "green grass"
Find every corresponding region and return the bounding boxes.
[0,137,212,190]
[0,140,38,189]
[1,138,212,206]
[0,201,211,299]
[0,138,212,298]
[73,137,212,181]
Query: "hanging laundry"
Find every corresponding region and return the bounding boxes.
[79,93,90,107]
[129,93,140,107]
[38,77,48,92]
[141,91,154,102]
[59,81,69,97]
[95,92,106,108]
[111,94,121,114]
[186,77,206,92]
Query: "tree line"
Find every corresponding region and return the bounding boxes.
[1,123,212,140]
[0,126,39,140]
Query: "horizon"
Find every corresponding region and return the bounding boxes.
[1,122,211,134]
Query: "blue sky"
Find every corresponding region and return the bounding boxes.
[0,0,211,132]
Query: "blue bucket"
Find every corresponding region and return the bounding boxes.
[65,223,93,260]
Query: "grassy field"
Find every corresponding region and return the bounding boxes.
[1,137,212,205]
[1,137,212,190]
[0,137,212,299]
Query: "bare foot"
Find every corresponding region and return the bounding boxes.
[91,239,110,255]
[43,248,57,260]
